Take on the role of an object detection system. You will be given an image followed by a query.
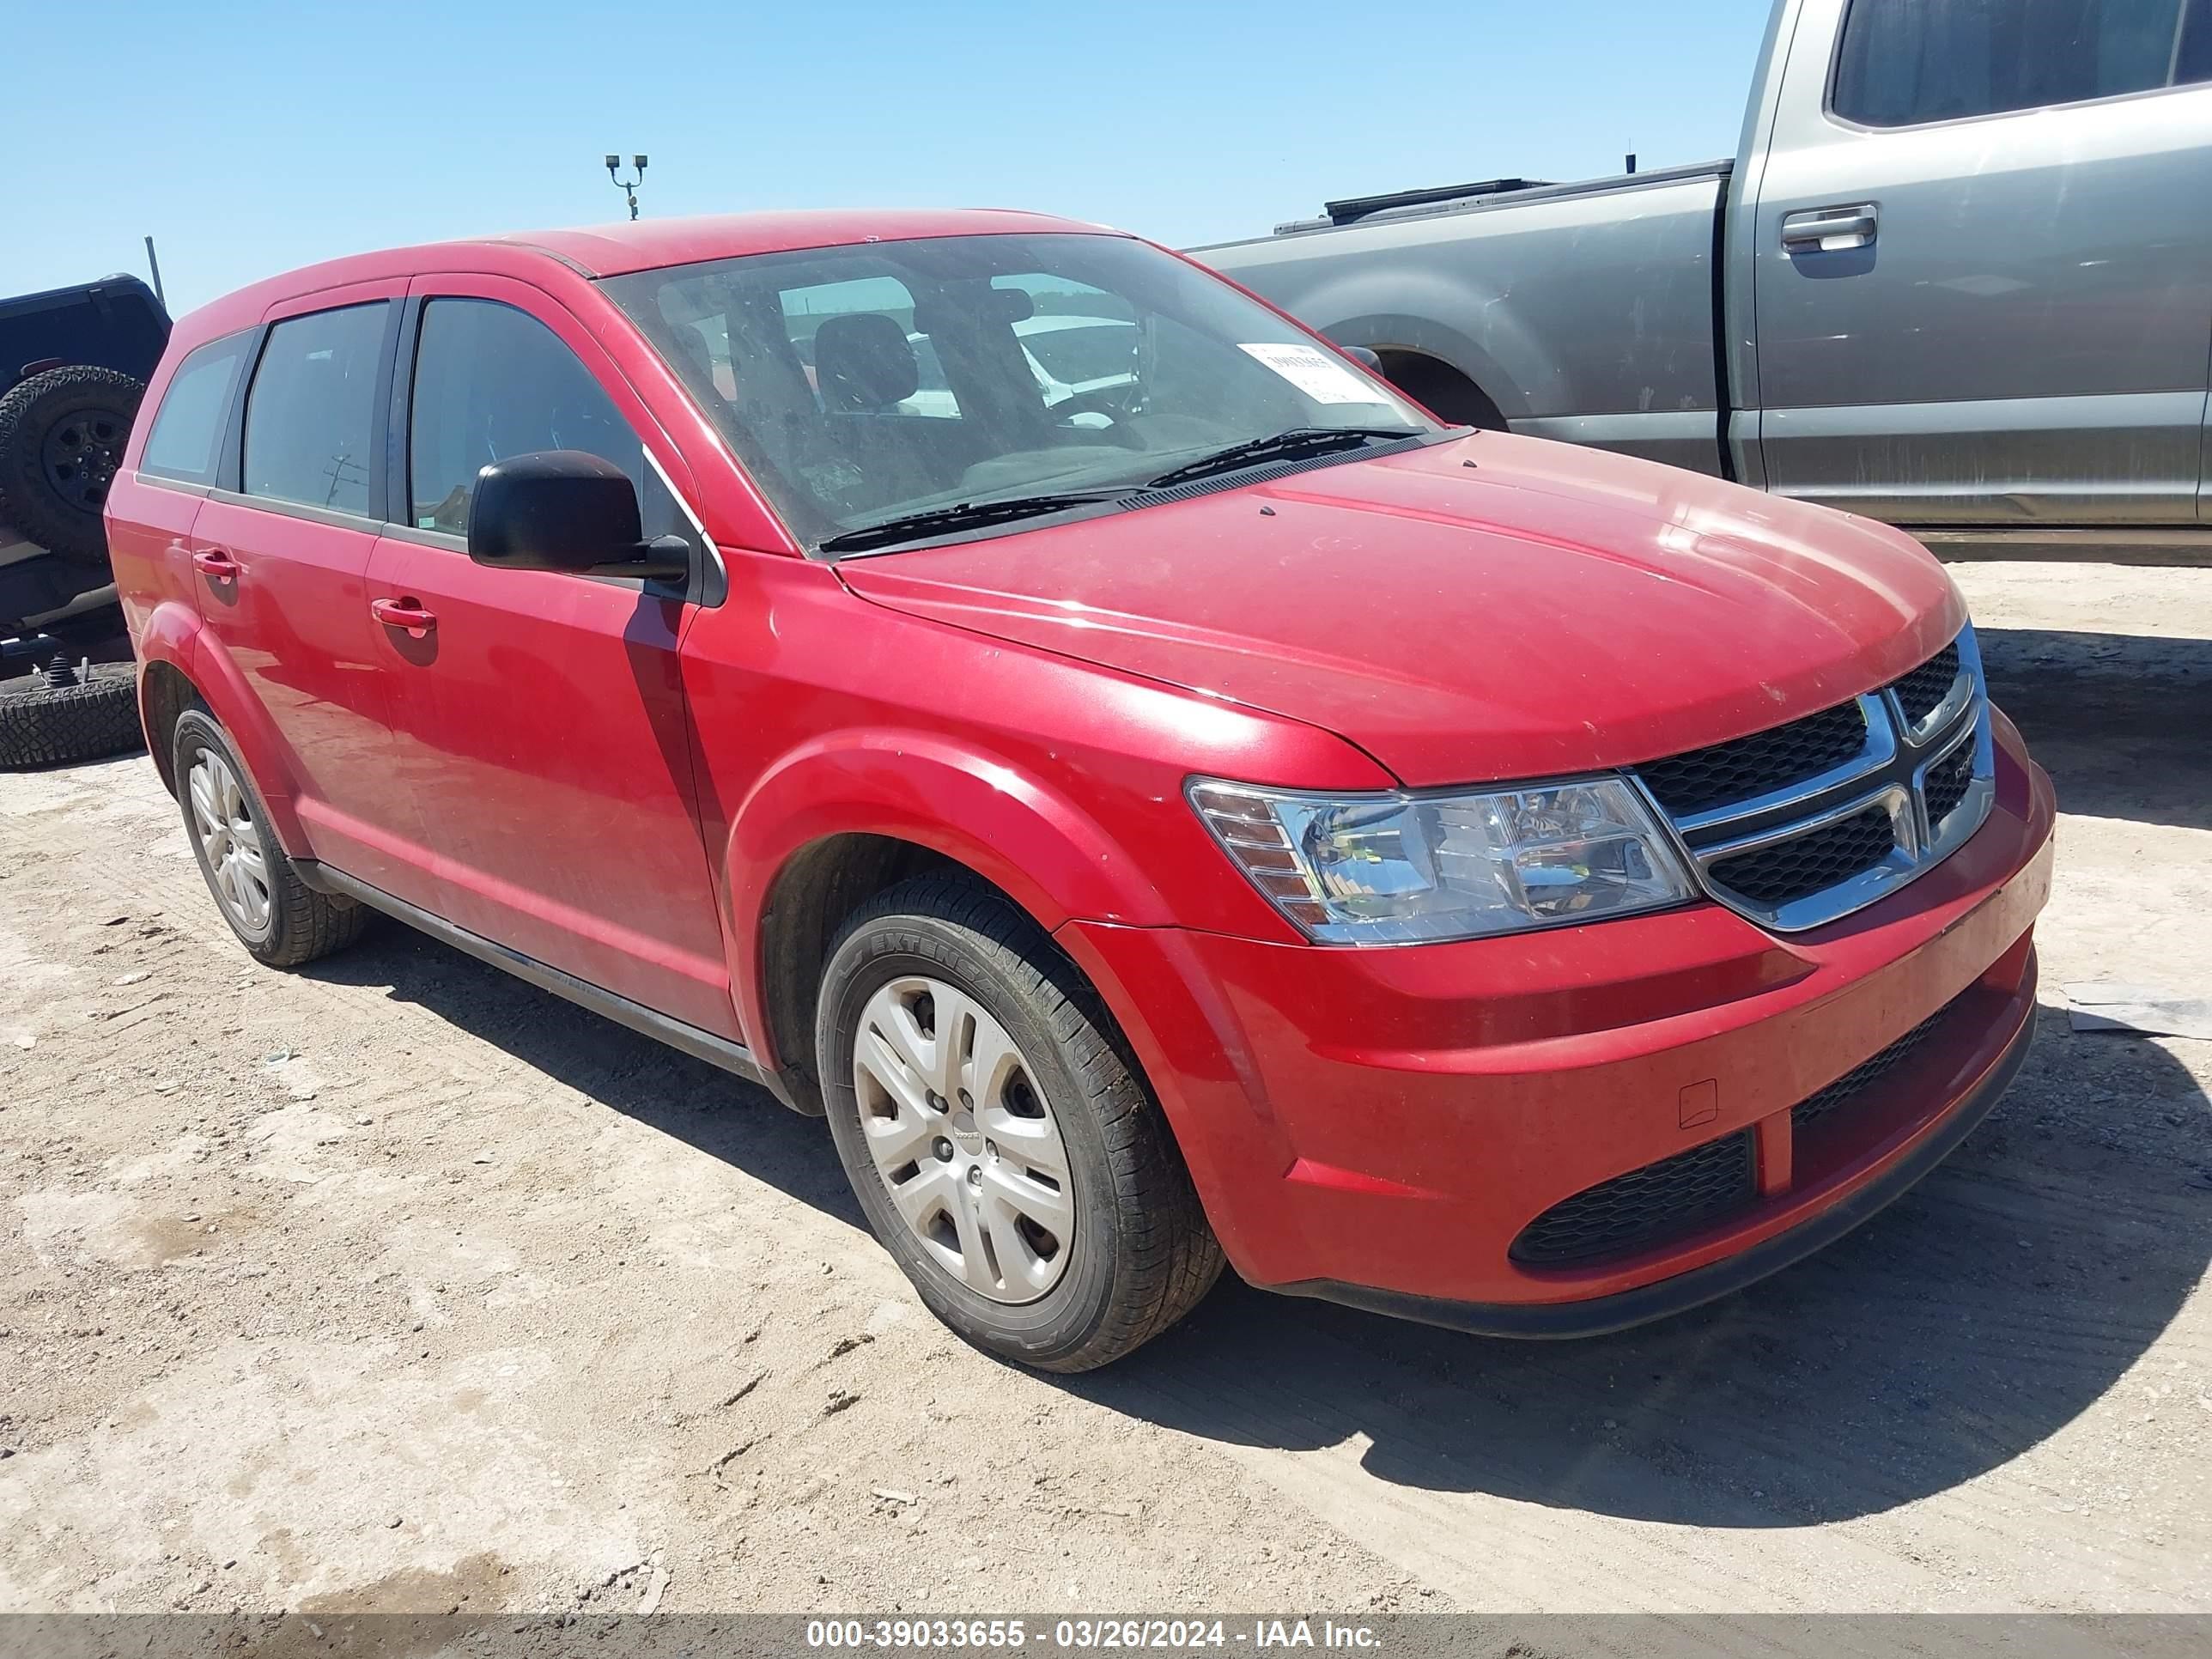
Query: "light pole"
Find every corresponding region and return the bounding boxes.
[605,153,648,221]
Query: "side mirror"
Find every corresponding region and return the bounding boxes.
[1338,344,1383,372]
[466,450,687,581]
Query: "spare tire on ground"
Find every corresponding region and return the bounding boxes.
[0,659,143,768]
[0,366,146,565]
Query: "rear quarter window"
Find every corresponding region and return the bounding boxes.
[139,333,252,485]
[241,303,390,516]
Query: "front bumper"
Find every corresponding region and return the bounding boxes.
[1054,708,2056,1328]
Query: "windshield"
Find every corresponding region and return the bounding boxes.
[600,232,1441,555]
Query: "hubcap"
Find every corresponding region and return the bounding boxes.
[853,975,1074,1304]
[41,407,129,513]
[187,750,271,937]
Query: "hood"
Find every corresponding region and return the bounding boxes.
[836,432,1966,788]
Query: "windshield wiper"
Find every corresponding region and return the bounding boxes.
[817,490,1125,555]
[1141,426,1424,491]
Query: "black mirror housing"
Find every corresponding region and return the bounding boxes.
[466,451,686,580]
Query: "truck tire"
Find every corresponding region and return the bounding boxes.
[0,659,143,768]
[0,366,146,565]
[817,874,1224,1371]
[170,708,368,968]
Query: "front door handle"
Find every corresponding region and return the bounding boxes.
[1782,204,1878,252]
[191,548,242,582]
[369,597,437,639]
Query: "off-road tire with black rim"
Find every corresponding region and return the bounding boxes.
[817,874,1223,1371]
[0,661,143,768]
[172,707,368,968]
[0,365,146,564]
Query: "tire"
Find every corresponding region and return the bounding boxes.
[817,874,1223,1371]
[0,366,146,564]
[171,707,368,968]
[0,660,144,768]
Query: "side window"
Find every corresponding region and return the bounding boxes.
[408,298,642,535]
[1834,0,2211,127]
[140,333,251,485]
[241,303,388,515]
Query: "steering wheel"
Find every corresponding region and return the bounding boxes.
[1048,387,1145,447]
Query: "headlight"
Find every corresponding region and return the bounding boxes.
[1188,775,1694,945]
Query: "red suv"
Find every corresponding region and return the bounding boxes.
[105,211,2055,1370]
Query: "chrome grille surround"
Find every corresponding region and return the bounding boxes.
[1632,626,1996,933]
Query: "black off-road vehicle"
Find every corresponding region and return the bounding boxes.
[0,274,170,767]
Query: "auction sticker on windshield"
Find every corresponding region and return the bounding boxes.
[1237,343,1387,404]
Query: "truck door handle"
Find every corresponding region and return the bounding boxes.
[369,597,437,639]
[191,549,242,581]
[1782,205,1877,252]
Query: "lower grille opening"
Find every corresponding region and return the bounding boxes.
[1510,1130,1756,1267]
[1710,807,1895,908]
[1793,993,1965,1132]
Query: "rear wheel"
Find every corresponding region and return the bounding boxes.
[817,875,1222,1370]
[172,708,368,968]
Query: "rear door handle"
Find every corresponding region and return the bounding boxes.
[369,597,437,639]
[191,548,242,581]
[1782,205,1878,252]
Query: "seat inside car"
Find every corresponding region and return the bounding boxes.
[811,312,956,514]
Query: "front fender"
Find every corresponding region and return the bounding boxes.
[725,728,1174,1064]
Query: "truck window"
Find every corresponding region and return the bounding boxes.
[140,333,251,486]
[1833,0,2212,127]
[406,298,642,535]
[241,303,389,516]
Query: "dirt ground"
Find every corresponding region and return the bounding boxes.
[1,562,2207,1617]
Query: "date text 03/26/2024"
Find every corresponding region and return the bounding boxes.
[805,1619,1383,1650]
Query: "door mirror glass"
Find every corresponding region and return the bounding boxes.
[466,450,684,579]
[1338,344,1382,372]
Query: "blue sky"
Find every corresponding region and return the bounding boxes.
[5,1,1773,318]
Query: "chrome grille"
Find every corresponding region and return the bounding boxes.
[1923,738,1976,826]
[1891,642,1963,731]
[1632,627,1996,932]
[1639,702,1870,817]
[1709,806,1896,908]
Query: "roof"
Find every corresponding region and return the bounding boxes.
[484,207,1115,276]
[173,209,1122,340]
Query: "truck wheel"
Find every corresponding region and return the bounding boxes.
[0,659,143,768]
[0,366,146,565]
[817,875,1223,1371]
[171,708,368,968]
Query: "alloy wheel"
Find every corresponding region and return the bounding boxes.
[852,975,1075,1304]
[188,749,271,936]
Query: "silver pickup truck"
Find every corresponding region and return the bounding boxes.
[1196,0,2212,563]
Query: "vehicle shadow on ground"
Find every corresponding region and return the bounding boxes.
[1071,1001,2209,1527]
[1979,625,2212,832]
[303,930,865,1230]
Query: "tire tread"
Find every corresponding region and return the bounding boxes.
[0,664,144,768]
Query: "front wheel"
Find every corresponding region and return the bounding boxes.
[817,876,1222,1371]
